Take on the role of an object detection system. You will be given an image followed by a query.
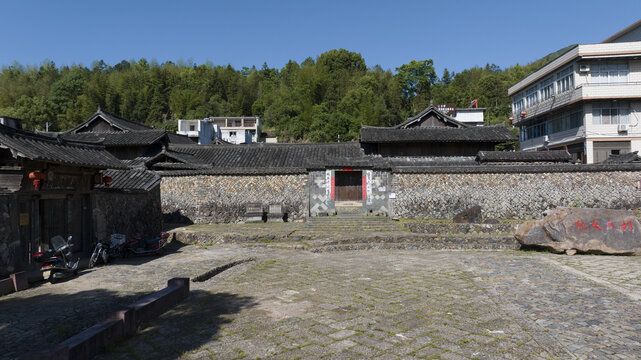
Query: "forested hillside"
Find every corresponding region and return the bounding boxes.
[0,47,574,142]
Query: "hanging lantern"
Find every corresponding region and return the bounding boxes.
[28,171,46,191]
[102,176,113,189]
[521,111,527,118]
[508,117,514,124]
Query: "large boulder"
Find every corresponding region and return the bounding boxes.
[515,207,641,255]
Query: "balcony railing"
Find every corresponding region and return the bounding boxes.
[513,82,641,123]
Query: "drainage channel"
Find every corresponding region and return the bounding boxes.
[192,258,255,282]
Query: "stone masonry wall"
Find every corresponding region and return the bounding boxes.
[0,194,20,277]
[161,174,308,223]
[393,171,641,220]
[92,187,163,242]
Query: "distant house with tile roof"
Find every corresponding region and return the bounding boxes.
[360,106,517,156]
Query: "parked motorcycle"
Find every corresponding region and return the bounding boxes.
[123,232,170,257]
[88,234,126,268]
[33,235,79,283]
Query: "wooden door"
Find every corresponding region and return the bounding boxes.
[335,171,362,201]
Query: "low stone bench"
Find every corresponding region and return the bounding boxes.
[244,203,265,223]
[267,204,286,222]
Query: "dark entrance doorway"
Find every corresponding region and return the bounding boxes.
[335,170,362,201]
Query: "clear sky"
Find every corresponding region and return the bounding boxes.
[1,0,640,76]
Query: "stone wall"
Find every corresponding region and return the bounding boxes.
[0,194,19,277]
[91,187,163,242]
[161,174,308,223]
[392,171,641,220]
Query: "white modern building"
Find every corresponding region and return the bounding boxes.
[210,116,261,144]
[176,119,222,145]
[435,105,485,126]
[452,108,485,126]
[176,116,262,145]
[509,19,641,163]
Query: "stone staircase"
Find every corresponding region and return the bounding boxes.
[170,213,521,251]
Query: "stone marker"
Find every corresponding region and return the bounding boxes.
[515,207,641,255]
[244,203,264,223]
[267,204,285,222]
[453,205,482,224]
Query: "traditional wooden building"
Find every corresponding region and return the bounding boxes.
[61,109,193,160]
[360,106,517,157]
[0,122,125,276]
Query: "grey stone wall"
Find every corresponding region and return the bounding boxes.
[309,170,334,216]
[91,187,163,242]
[161,174,308,223]
[365,170,389,216]
[392,171,641,220]
[0,194,19,277]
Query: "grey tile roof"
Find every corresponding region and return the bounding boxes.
[360,125,517,143]
[68,109,152,133]
[600,151,641,164]
[167,142,365,168]
[61,130,168,146]
[399,105,468,129]
[95,169,160,191]
[476,150,571,163]
[0,124,126,169]
[167,133,197,144]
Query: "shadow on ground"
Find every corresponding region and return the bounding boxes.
[99,291,256,360]
[0,288,155,360]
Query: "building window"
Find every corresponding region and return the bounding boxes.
[547,111,582,134]
[540,77,554,101]
[526,86,538,107]
[229,131,237,137]
[523,117,548,140]
[512,95,524,114]
[556,66,574,93]
[592,101,630,125]
[189,125,195,131]
[590,63,628,84]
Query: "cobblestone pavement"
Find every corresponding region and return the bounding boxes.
[5,247,641,359]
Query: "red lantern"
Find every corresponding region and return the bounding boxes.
[521,111,527,118]
[28,171,46,191]
[102,176,113,189]
[509,117,514,124]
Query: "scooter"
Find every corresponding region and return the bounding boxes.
[88,234,126,268]
[123,232,170,257]
[33,235,79,283]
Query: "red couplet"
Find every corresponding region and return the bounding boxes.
[331,177,335,199]
[362,176,367,199]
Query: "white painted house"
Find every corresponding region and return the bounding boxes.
[176,119,222,145]
[210,116,261,144]
[451,108,485,127]
[176,116,262,145]
[509,19,641,163]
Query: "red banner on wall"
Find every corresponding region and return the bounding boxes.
[331,176,335,199]
[362,176,367,199]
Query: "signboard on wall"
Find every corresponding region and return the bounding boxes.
[325,170,331,203]
[366,170,372,205]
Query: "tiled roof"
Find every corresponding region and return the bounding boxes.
[360,125,517,143]
[167,142,364,168]
[0,124,126,169]
[398,106,468,129]
[167,133,197,144]
[61,130,167,146]
[95,169,160,191]
[388,156,478,167]
[600,151,641,164]
[476,150,571,163]
[68,109,152,133]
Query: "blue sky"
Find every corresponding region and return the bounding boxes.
[1,0,640,76]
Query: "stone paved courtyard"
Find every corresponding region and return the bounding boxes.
[4,245,641,359]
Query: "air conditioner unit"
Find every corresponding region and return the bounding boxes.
[618,124,629,132]
[579,64,590,72]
